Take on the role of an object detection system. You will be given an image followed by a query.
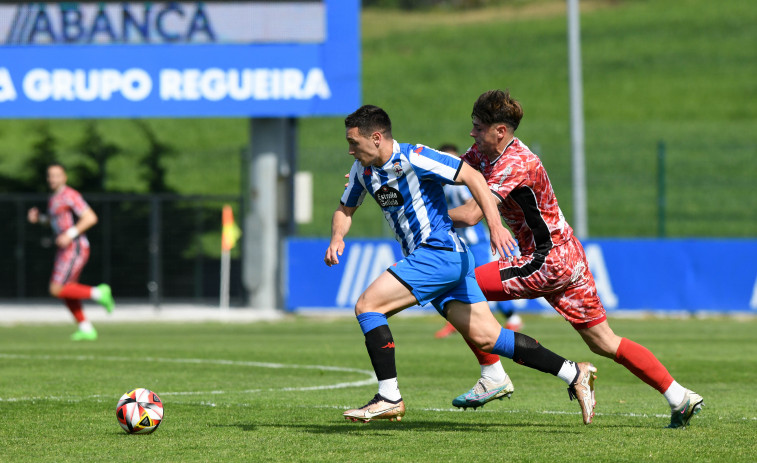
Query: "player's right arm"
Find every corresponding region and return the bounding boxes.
[448,197,484,228]
[325,204,357,267]
[27,207,39,224]
[27,207,50,225]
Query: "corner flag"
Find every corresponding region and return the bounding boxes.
[221,205,242,251]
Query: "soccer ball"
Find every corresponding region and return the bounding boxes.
[115,388,164,434]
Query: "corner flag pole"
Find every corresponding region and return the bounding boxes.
[220,205,241,311]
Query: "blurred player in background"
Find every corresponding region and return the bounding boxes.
[434,142,522,339]
[450,89,704,428]
[27,163,115,341]
[326,105,597,425]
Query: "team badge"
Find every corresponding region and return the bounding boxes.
[392,161,403,177]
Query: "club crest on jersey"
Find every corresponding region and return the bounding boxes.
[392,161,403,177]
[375,185,404,209]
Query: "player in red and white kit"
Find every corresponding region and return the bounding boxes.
[27,163,115,341]
[450,90,704,428]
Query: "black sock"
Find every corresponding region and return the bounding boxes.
[364,325,397,381]
[512,332,565,376]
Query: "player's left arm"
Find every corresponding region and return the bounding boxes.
[55,207,98,248]
[455,162,516,258]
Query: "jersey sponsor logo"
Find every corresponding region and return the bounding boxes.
[496,166,512,188]
[375,185,403,209]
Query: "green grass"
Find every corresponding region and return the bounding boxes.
[0,0,755,237]
[1,315,755,462]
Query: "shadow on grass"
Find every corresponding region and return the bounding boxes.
[215,419,609,434]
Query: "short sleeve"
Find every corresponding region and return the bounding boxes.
[407,145,462,185]
[340,161,367,208]
[67,189,91,217]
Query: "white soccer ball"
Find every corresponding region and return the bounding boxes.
[115,388,164,434]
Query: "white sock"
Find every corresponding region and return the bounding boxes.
[481,361,507,384]
[78,321,94,332]
[378,378,401,402]
[90,287,101,300]
[557,360,579,385]
[663,381,687,408]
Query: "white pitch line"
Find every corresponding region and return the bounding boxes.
[0,353,376,402]
[2,353,753,423]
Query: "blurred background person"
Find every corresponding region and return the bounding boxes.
[27,162,115,341]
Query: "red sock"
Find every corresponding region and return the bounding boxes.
[64,298,86,323]
[58,283,92,300]
[464,337,500,366]
[614,337,674,393]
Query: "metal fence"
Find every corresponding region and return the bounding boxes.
[0,193,245,305]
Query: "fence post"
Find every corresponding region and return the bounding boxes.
[148,196,162,308]
[657,140,666,237]
[15,199,26,299]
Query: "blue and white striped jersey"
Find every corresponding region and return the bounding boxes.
[443,183,490,247]
[341,140,466,256]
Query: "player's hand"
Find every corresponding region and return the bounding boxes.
[55,233,73,249]
[344,173,350,187]
[27,207,39,223]
[324,239,345,267]
[489,224,517,260]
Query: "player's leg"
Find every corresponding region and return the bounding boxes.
[446,299,597,423]
[435,240,492,339]
[52,245,115,313]
[343,270,418,423]
[442,254,597,424]
[556,236,703,428]
[577,320,704,428]
[472,255,598,422]
[50,247,99,340]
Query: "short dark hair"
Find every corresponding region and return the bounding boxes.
[437,143,459,155]
[47,162,66,172]
[344,105,393,138]
[471,89,523,131]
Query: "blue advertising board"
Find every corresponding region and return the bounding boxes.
[286,238,757,313]
[0,1,359,118]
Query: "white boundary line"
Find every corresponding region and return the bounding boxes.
[0,353,375,403]
[1,353,754,422]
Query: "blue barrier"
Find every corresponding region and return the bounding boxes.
[286,238,757,313]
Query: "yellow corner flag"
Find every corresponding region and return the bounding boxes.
[221,205,242,251]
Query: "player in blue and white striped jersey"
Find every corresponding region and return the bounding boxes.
[325,105,597,424]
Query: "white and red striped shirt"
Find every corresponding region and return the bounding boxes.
[462,138,572,256]
[48,185,91,247]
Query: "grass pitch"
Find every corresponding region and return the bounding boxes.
[0,314,755,462]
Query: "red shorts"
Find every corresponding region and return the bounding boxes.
[475,235,606,329]
[51,240,90,285]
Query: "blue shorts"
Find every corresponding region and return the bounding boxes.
[387,244,486,317]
